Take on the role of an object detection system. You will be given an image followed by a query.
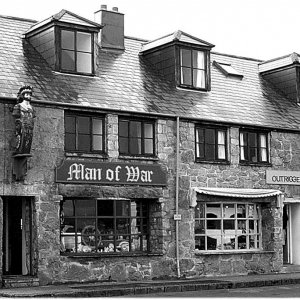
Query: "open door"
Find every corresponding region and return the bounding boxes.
[3,197,33,275]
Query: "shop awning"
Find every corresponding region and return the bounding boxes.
[189,187,283,207]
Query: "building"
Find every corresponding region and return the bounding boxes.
[0,5,300,287]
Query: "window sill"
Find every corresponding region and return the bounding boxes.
[194,249,274,256]
[61,251,163,258]
[118,155,159,161]
[195,160,230,165]
[239,162,271,167]
[65,152,108,159]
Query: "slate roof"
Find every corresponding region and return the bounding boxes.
[1,14,300,131]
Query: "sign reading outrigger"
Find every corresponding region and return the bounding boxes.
[266,170,300,185]
[56,159,167,186]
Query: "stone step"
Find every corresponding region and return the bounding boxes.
[281,264,300,273]
[2,276,39,288]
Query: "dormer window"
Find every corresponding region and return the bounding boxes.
[180,48,208,90]
[60,29,94,74]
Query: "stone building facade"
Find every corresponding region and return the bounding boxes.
[0,6,300,288]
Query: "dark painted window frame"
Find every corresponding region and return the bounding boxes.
[64,111,105,154]
[55,26,95,75]
[195,125,228,163]
[176,44,211,91]
[118,117,156,157]
[239,129,269,165]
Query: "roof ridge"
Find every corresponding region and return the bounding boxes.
[0,14,37,23]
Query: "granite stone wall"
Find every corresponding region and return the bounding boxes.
[0,104,298,284]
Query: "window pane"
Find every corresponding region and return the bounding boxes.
[119,137,128,153]
[65,116,75,133]
[61,30,74,50]
[93,119,103,134]
[260,134,267,147]
[116,201,130,216]
[130,137,141,154]
[193,69,205,88]
[77,32,91,52]
[119,120,128,137]
[65,133,76,151]
[195,236,205,250]
[77,52,92,73]
[62,200,75,217]
[180,49,191,67]
[223,220,235,230]
[130,121,141,137]
[144,139,153,154]
[93,136,102,151]
[205,129,215,144]
[223,204,235,218]
[61,50,75,71]
[116,218,130,235]
[207,220,221,229]
[193,50,205,69]
[76,199,95,216]
[181,67,192,85]
[250,147,258,162]
[195,220,205,234]
[78,135,90,151]
[237,204,246,218]
[78,117,90,134]
[195,203,205,218]
[97,200,114,216]
[249,132,257,147]
[218,145,226,159]
[205,144,215,160]
[144,123,153,138]
[206,204,221,217]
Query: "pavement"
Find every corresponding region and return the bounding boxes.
[1,272,300,297]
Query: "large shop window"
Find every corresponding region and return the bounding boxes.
[60,198,150,254]
[119,118,155,156]
[179,48,208,90]
[195,126,227,162]
[239,130,268,164]
[65,112,105,153]
[60,29,93,74]
[195,202,262,251]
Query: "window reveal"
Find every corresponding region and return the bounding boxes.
[195,126,227,161]
[240,131,268,163]
[65,113,104,153]
[195,202,262,251]
[61,29,93,74]
[119,119,155,156]
[180,48,207,89]
[60,199,150,254]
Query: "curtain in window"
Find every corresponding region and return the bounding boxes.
[260,134,267,162]
[217,131,226,159]
[193,51,205,88]
[240,132,245,160]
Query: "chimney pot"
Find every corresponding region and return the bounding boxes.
[101,4,107,10]
[112,7,118,12]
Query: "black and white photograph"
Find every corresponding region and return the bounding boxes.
[0,0,300,297]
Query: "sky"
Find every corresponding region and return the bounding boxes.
[1,0,299,60]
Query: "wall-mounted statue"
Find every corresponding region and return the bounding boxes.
[12,85,36,155]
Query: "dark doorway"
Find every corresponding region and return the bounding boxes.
[3,197,32,275]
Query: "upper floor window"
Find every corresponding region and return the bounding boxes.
[179,48,208,90]
[119,118,155,156]
[65,112,104,153]
[195,202,262,251]
[60,29,93,74]
[195,126,227,162]
[60,198,150,254]
[239,130,268,164]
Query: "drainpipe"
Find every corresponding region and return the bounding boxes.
[175,116,181,278]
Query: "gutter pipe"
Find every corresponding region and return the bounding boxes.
[175,116,180,278]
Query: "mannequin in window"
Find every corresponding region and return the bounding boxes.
[12,85,36,155]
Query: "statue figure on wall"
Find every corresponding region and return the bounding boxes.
[12,85,36,155]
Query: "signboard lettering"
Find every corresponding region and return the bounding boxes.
[56,160,167,186]
[266,170,300,185]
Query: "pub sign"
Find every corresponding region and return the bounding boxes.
[56,159,167,186]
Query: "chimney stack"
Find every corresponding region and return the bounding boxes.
[94,5,124,51]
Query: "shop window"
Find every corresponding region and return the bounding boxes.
[59,29,94,74]
[195,202,262,251]
[60,198,150,254]
[119,118,155,156]
[179,48,209,90]
[65,112,105,153]
[240,130,268,164]
[195,126,227,162]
